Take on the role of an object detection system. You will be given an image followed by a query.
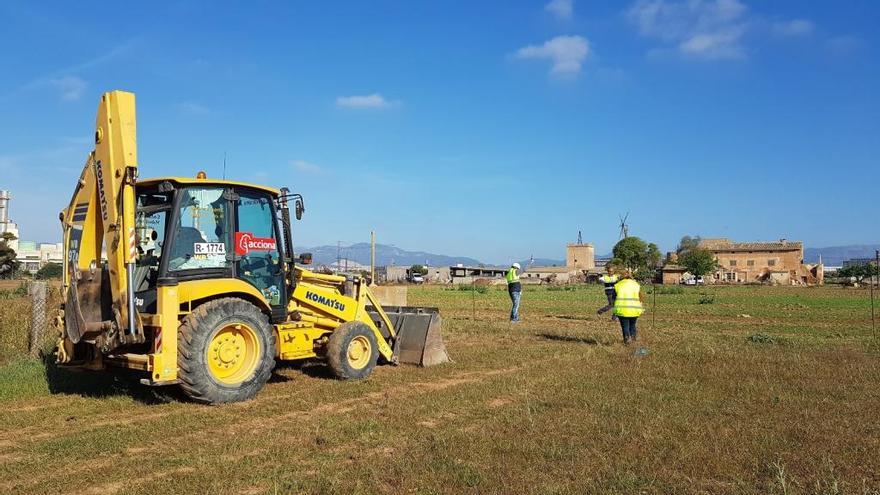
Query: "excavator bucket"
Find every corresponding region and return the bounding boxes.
[373,307,450,366]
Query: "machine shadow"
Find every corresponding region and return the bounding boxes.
[41,353,183,405]
[271,359,335,381]
[42,353,336,404]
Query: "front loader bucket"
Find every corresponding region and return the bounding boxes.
[371,307,450,366]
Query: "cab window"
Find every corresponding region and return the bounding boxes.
[235,191,283,306]
[134,188,172,290]
[168,187,230,271]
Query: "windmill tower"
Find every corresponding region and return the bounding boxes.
[566,230,595,270]
[618,213,630,239]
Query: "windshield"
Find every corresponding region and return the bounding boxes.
[168,187,231,271]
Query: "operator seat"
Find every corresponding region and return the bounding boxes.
[170,226,206,263]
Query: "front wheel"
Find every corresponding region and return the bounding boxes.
[326,321,379,380]
[177,298,276,404]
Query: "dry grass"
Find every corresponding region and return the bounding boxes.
[0,284,878,494]
[0,281,59,367]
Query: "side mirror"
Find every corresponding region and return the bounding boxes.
[294,197,305,220]
[297,252,313,265]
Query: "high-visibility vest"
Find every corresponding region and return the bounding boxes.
[613,279,644,317]
[506,268,519,284]
[600,274,619,289]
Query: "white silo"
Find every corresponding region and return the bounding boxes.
[0,190,10,232]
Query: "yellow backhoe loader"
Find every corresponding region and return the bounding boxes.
[55,90,449,404]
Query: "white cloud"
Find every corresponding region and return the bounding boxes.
[290,160,323,174]
[50,76,87,101]
[9,39,139,101]
[826,35,862,56]
[515,35,590,75]
[178,102,211,115]
[626,0,748,60]
[772,19,814,37]
[679,27,746,59]
[335,94,393,109]
[545,0,574,20]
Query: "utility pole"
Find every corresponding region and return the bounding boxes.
[370,231,376,284]
[337,241,341,274]
[872,250,878,341]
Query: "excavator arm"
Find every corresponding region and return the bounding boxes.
[59,90,143,357]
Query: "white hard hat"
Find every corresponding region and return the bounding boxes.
[512,262,521,269]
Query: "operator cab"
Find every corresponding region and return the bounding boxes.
[133,176,294,321]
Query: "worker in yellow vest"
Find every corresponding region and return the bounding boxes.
[596,265,619,320]
[506,262,522,323]
[613,269,645,344]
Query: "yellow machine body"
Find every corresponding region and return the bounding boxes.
[55,90,448,401]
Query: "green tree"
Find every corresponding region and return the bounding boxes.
[0,232,20,278]
[676,235,718,280]
[36,262,63,280]
[410,264,428,275]
[611,236,661,282]
[678,248,719,280]
[676,235,701,254]
[838,263,879,284]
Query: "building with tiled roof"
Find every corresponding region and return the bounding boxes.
[695,238,821,284]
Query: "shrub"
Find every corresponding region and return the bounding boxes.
[0,282,28,300]
[35,263,63,280]
[649,285,684,295]
[456,284,488,294]
[747,333,775,344]
[698,293,715,304]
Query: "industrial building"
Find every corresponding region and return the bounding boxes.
[0,188,64,274]
[380,265,451,284]
[0,190,19,252]
[448,241,597,284]
[15,241,64,273]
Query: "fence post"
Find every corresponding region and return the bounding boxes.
[28,281,47,357]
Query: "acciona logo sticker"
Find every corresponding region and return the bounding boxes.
[235,232,276,255]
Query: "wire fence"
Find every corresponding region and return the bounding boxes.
[28,281,48,357]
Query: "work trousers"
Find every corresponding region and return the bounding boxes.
[509,290,521,322]
[598,290,617,319]
[618,316,638,342]
[604,290,615,306]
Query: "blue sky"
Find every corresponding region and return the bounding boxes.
[1,0,877,264]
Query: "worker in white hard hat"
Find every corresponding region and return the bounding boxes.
[506,262,522,322]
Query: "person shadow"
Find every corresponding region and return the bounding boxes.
[536,333,611,346]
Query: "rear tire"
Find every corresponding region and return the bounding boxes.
[327,321,379,380]
[177,298,275,404]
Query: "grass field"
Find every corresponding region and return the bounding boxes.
[0,284,878,494]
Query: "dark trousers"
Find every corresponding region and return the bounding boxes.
[598,290,617,320]
[618,316,638,342]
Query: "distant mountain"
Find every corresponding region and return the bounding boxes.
[804,245,880,266]
[300,243,482,267]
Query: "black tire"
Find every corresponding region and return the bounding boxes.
[326,321,379,380]
[177,298,275,404]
